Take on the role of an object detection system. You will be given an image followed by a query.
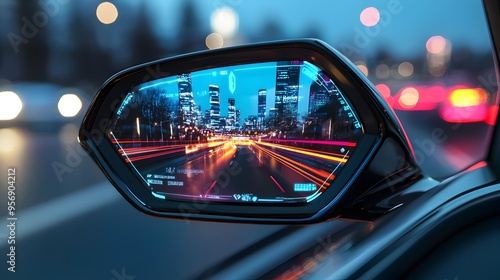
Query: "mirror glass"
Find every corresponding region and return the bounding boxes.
[108,61,363,204]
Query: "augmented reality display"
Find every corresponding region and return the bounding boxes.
[108,61,363,203]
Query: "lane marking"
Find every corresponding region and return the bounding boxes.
[269,176,285,193]
[204,180,218,197]
[0,182,120,243]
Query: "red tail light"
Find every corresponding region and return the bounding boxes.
[439,88,490,123]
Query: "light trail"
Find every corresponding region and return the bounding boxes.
[118,144,185,155]
[110,139,187,144]
[258,142,347,158]
[255,141,348,163]
[319,150,349,191]
[112,138,232,162]
[253,143,332,187]
[124,148,186,162]
[259,138,357,147]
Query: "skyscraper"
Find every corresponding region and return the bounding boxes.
[258,89,266,129]
[228,98,236,129]
[235,109,241,128]
[204,109,211,127]
[308,71,339,115]
[178,73,194,127]
[193,105,202,126]
[209,85,220,129]
[269,108,278,128]
[274,61,302,129]
[307,71,339,139]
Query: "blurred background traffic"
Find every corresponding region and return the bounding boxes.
[0,1,498,279]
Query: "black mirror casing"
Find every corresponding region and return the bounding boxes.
[79,39,420,223]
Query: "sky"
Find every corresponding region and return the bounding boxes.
[2,0,493,86]
[137,61,329,121]
[63,0,494,58]
[140,0,492,57]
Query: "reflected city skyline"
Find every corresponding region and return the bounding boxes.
[120,61,361,136]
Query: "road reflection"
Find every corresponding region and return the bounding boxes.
[0,128,25,157]
[112,137,353,202]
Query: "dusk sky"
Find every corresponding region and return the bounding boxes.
[136,0,492,57]
[61,0,493,58]
[137,61,330,121]
[0,1,494,88]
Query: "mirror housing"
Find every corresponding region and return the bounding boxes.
[79,39,420,223]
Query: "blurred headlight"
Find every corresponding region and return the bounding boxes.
[58,94,82,117]
[0,91,23,120]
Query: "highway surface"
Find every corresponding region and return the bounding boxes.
[113,137,353,203]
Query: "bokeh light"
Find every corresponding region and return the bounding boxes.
[398,87,419,108]
[375,84,391,99]
[398,62,414,77]
[0,91,23,120]
[360,7,380,27]
[449,88,488,107]
[426,36,446,54]
[375,64,390,79]
[206,33,224,49]
[96,2,118,25]
[211,7,239,37]
[486,105,499,126]
[356,63,369,76]
[426,36,452,77]
[376,83,394,107]
[58,94,82,117]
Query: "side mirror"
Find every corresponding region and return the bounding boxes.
[79,39,420,223]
